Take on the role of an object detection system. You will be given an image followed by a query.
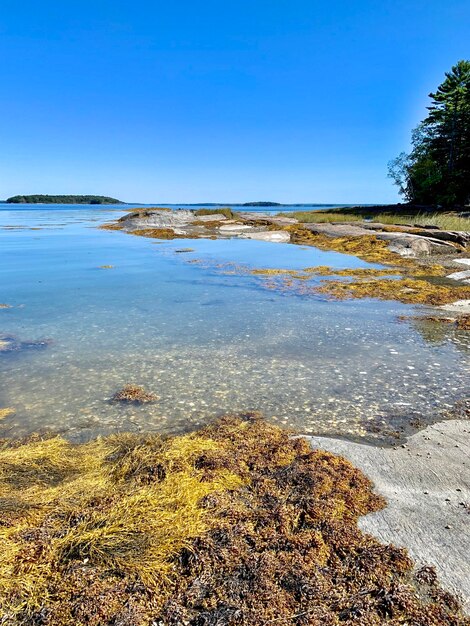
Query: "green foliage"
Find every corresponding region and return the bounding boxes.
[242,201,282,206]
[389,60,470,207]
[6,195,123,204]
[194,207,236,219]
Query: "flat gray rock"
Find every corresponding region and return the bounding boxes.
[304,223,373,237]
[119,209,194,231]
[306,421,470,610]
[447,269,470,283]
[362,223,470,247]
[241,231,291,243]
[237,212,298,226]
[440,299,470,314]
[218,224,254,232]
[192,214,228,222]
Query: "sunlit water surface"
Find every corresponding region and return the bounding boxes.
[0,204,468,443]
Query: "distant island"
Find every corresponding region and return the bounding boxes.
[6,195,124,204]
[241,201,282,207]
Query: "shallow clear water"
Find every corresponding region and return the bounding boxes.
[1,205,468,443]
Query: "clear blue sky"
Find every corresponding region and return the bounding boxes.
[1,1,469,204]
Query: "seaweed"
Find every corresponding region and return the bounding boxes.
[398,314,470,330]
[0,429,242,623]
[456,314,470,330]
[285,225,412,265]
[111,385,159,404]
[0,408,14,420]
[248,261,470,306]
[131,228,180,239]
[98,222,123,231]
[0,416,467,625]
[316,277,470,305]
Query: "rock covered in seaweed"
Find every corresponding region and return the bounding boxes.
[111,384,159,404]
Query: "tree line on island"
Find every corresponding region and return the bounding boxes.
[6,195,124,204]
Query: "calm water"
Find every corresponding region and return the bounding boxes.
[1,204,468,443]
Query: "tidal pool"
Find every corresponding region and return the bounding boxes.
[0,205,468,443]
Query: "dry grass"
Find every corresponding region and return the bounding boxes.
[0,416,467,625]
[121,207,172,216]
[278,209,470,231]
[373,212,470,231]
[278,211,363,223]
[141,207,172,212]
[111,384,158,404]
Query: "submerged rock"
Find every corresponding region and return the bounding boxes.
[0,334,51,353]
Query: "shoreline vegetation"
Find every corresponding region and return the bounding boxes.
[278,205,470,231]
[1,414,468,625]
[5,195,124,204]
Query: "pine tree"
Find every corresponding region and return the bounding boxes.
[389,60,470,207]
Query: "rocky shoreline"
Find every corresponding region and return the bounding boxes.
[107,206,470,260]
[101,207,470,314]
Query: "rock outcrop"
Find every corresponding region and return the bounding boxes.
[307,419,470,611]
[302,223,460,257]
